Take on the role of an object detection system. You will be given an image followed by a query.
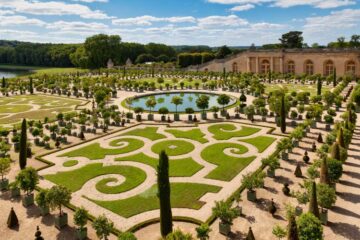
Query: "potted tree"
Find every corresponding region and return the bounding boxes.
[196,95,210,120]
[185,108,194,121]
[16,167,39,207]
[195,224,211,240]
[262,156,280,178]
[0,157,11,191]
[74,207,89,240]
[145,97,156,121]
[134,107,143,122]
[242,172,262,202]
[292,190,309,216]
[47,185,71,229]
[244,105,255,121]
[212,201,238,236]
[217,94,230,116]
[210,106,219,119]
[158,107,169,122]
[317,183,336,225]
[35,189,49,216]
[92,214,114,240]
[277,138,293,160]
[9,181,20,198]
[171,96,183,121]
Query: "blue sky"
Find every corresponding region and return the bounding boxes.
[0,0,359,46]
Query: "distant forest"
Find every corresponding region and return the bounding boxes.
[0,32,358,69]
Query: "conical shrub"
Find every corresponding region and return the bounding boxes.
[7,207,19,228]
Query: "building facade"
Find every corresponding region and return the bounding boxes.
[188,49,360,77]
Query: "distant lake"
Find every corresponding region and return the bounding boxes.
[0,69,32,79]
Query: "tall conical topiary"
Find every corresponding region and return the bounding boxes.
[338,127,345,148]
[331,142,341,161]
[320,157,330,185]
[317,133,323,143]
[246,227,255,240]
[35,226,44,240]
[294,163,302,178]
[7,207,19,228]
[157,150,172,237]
[280,94,286,133]
[317,76,322,96]
[287,214,299,240]
[308,181,320,219]
[19,118,27,169]
[333,68,337,87]
[29,77,34,94]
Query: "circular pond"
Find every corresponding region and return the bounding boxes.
[128,92,236,112]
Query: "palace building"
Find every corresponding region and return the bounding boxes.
[188,48,360,77]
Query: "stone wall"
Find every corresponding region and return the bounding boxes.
[188,49,360,77]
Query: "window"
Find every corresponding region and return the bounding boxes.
[304,60,314,75]
[287,61,295,74]
[324,60,334,76]
[232,62,238,73]
[260,59,270,74]
[345,61,356,75]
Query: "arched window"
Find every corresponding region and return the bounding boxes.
[232,62,238,73]
[304,60,314,75]
[287,61,295,74]
[345,61,356,75]
[324,60,334,76]
[260,59,270,74]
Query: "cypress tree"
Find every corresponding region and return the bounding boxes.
[19,118,27,169]
[308,182,320,219]
[280,95,286,133]
[294,163,302,178]
[287,215,299,240]
[331,142,341,161]
[268,71,272,83]
[1,77,6,88]
[333,68,337,87]
[338,127,345,148]
[348,109,353,124]
[29,77,34,94]
[320,157,330,185]
[7,207,19,228]
[157,150,172,237]
[246,227,255,240]
[317,76,322,96]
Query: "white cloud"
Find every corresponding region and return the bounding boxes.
[0,15,46,27]
[47,21,109,32]
[0,0,112,19]
[230,4,255,11]
[112,15,196,26]
[207,0,356,9]
[72,0,108,2]
[303,8,360,43]
[198,15,249,28]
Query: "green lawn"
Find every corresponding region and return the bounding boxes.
[116,153,203,177]
[165,128,208,143]
[265,83,331,96]
[62,160,79,167]
[60,138,144,160]
[208,123,261,140]
[44,163,146,194]
[120,126,166,141]
[0,95,85,126]
[239,136,276,153]
[151,140,195,156]
[90,183,221,218]
[201,143,255,181]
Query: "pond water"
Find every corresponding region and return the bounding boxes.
[130,92,236,112]
[0,69,31,79]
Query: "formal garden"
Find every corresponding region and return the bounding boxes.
[0,68,359,240]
